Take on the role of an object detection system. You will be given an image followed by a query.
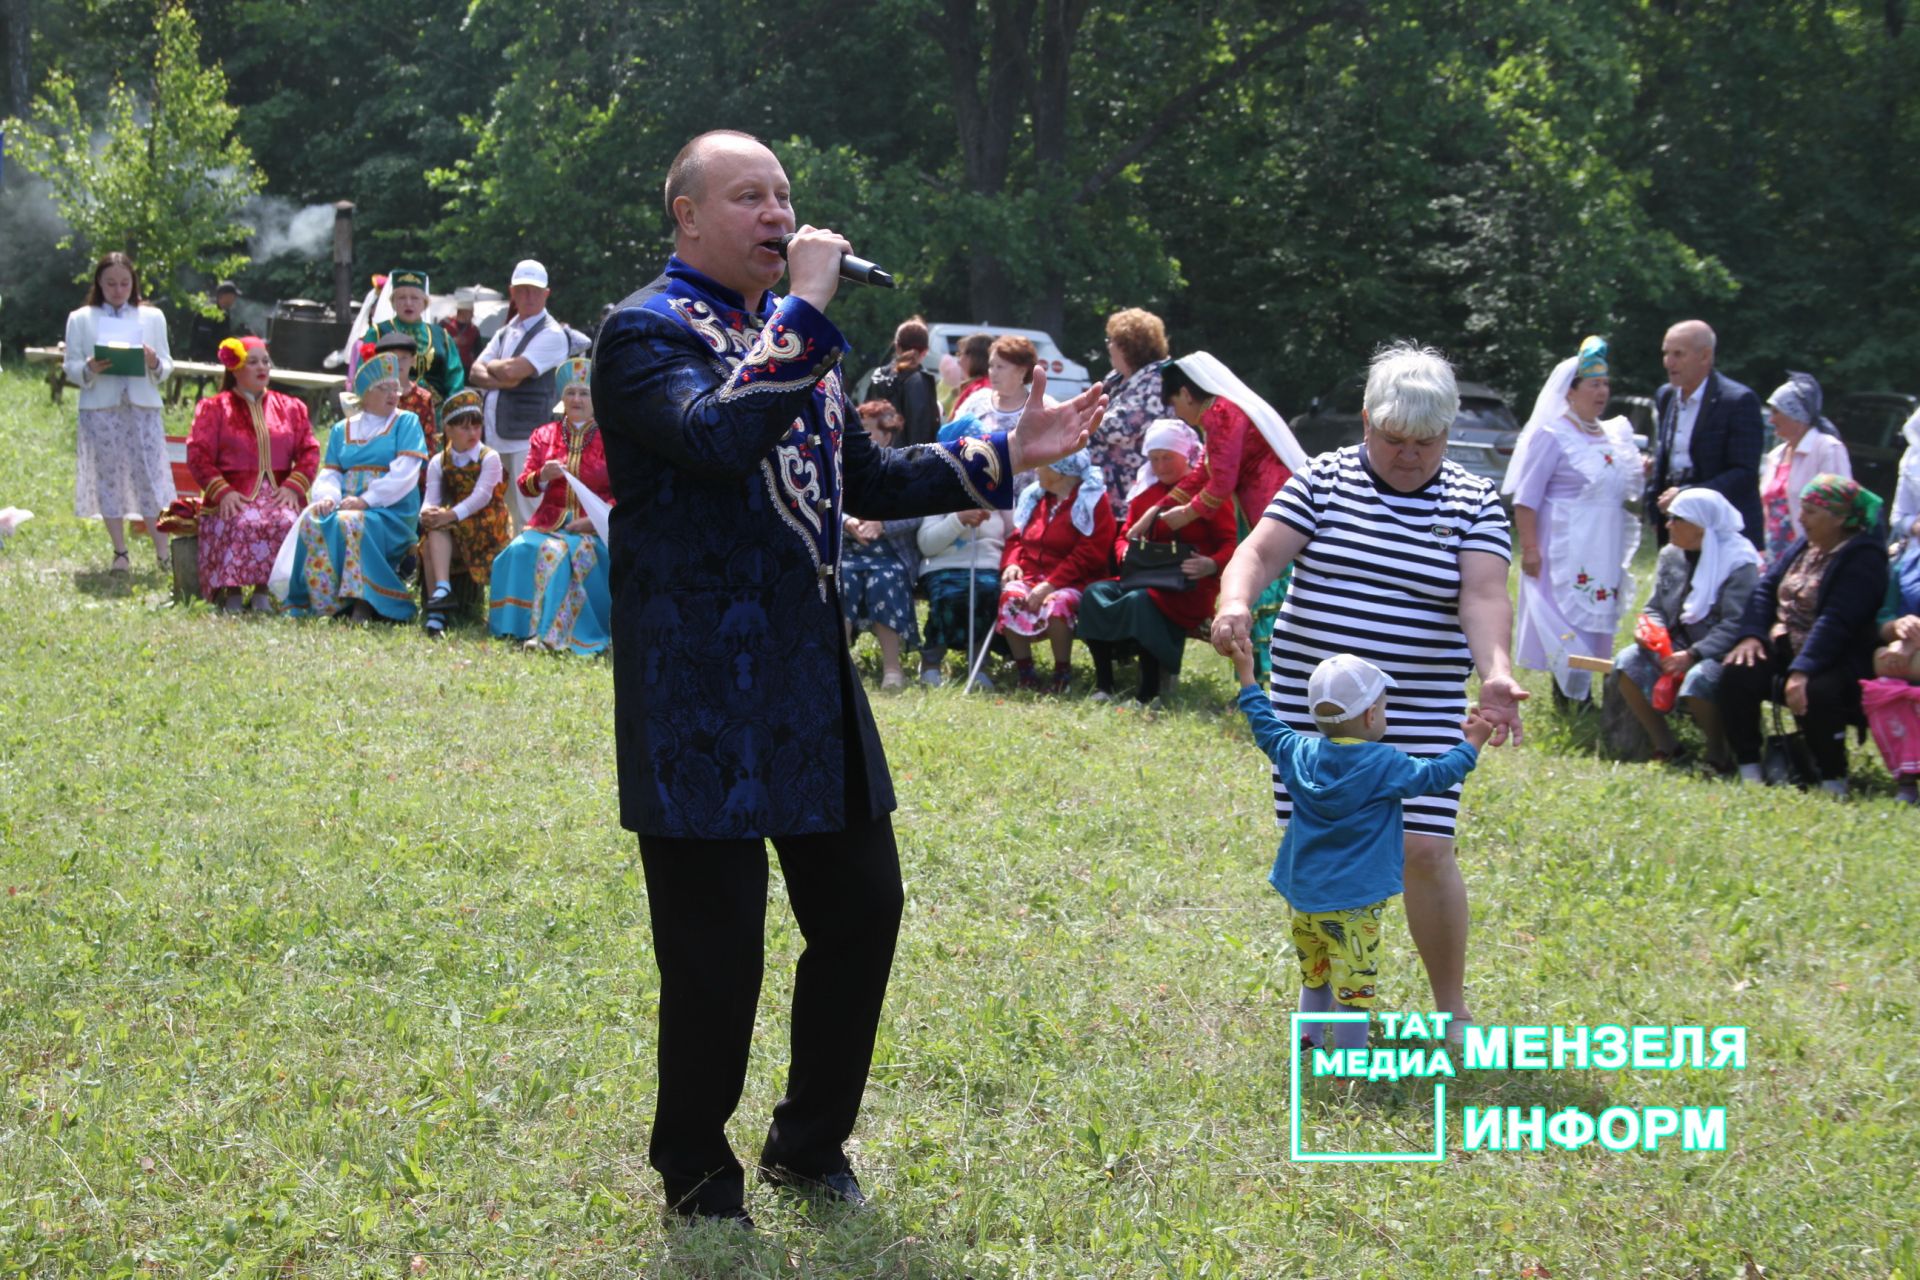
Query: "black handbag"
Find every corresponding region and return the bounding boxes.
[1761,702,1819,789]
[1116,539,1196,593]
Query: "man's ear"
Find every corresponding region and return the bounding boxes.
[672,195,698,238]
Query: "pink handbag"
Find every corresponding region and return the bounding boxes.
[1860,678,1920,778]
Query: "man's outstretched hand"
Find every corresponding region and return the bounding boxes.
[1006,366,1107,474]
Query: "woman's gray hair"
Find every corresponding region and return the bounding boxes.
[1363,341,1459,440]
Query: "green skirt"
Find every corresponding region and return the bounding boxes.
[1077,578,1190,671]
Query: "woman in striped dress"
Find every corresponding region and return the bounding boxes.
[1211,342,1526,1040]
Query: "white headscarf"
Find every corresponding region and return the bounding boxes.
[1127,418,1202,501]
[1901,405,1920,496]
[1174,353,1309,475]
[1667,487,1761,625]
[1501,355,1578,495]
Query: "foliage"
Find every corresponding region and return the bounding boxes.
[1,2,261,316]
[4,0,1918,413]
[2,365,1918,1276]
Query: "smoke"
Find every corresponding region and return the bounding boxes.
[242,196,334,260]
[232,298,273,333]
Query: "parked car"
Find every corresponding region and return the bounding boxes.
[1828,391,1916,509]
[1290,373,1522,489]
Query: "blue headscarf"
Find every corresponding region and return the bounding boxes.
[1013,449,1106,536]
[938,414,989,445]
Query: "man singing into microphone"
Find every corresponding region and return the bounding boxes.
[592,130,1105,1228]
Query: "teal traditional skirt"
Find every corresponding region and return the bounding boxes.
[488,528,611,654]
[1240,504,1290,679]
[285,505,418,622]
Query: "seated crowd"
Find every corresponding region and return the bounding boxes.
[53,248,1920,800]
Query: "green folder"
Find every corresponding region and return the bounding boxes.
[93,343,148,377]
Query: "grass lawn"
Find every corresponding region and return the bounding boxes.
[0,365,1914,1278]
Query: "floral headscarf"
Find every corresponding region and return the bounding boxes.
[1013,448,1107,536]
[1799,473,1883,532]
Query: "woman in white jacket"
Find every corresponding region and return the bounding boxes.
[1758,371,1852,569]
[62,253,176,574]
[916,503,1015,687]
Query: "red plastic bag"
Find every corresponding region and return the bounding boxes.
[1635,614,1680,712]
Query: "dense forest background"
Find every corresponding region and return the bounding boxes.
[2,0,1915,412]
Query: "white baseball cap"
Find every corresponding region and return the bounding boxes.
[510,259,549,288]
[1307,653,1397,724]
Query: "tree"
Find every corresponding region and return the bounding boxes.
[3,0,261,314]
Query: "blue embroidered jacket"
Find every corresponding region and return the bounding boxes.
[593,258,1016,839]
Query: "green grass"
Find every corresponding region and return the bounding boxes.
[0,366,1914,1278]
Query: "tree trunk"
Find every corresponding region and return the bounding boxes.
[1029,0,1087,337]
[2,0,30,119]
[922,0,1036,322]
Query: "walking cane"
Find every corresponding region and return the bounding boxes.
[962,518,995,694]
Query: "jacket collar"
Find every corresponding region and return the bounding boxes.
[665,255,774,320]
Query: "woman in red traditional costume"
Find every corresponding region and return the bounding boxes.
[186,336,318,611]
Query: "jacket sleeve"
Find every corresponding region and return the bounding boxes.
[1001,515,1025,572]
[1237,685,1301,777]
[1701,386,1764,507]
[592,298,847,481]
[1641,547,1680,631]
[1043,501,1116,591]
[842,416,1016,519]
[284,398,319,498]
[63,310,94,389]
[440,328,466,396]
[145,307,174,384]
[1381,741,1479,799]
[1792,539,1889,675]
[519,425,557,498]
[186,396,229,502]
[1693,562,1759,660]
[1736,541,1797,642]
[1187,499,1240,566]
[1187,401,1248,512]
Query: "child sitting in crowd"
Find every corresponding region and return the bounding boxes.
[1233,645,1492,1052]
[419,388,510,636]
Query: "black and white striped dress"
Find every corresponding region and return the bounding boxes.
[1264,446,1512,839]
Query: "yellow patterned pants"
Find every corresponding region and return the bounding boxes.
[1290,900,1389,1007]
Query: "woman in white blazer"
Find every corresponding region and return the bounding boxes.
[62,253,176,574]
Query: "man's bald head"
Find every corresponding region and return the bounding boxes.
[1661,319,1717,394]
[1666,320,1716,354]
[664,130,769,229]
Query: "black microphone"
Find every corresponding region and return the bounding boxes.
[775,233,894,289]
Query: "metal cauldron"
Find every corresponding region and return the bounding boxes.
[266,299,349,374]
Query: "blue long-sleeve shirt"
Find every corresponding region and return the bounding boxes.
[1237,686,1479,912]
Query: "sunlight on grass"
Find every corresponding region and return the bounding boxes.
[0,368,1914,1278]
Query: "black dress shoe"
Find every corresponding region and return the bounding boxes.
[758,1163,868,1209]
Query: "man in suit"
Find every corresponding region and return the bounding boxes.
[591,130,1105,1229]
[1651,319,1765,548]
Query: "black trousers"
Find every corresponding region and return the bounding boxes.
[1719,632,1859,780]
[637,814,904,1214]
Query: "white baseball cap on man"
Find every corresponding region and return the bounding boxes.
[1307,653,1397,724]
[510,259,549,289]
